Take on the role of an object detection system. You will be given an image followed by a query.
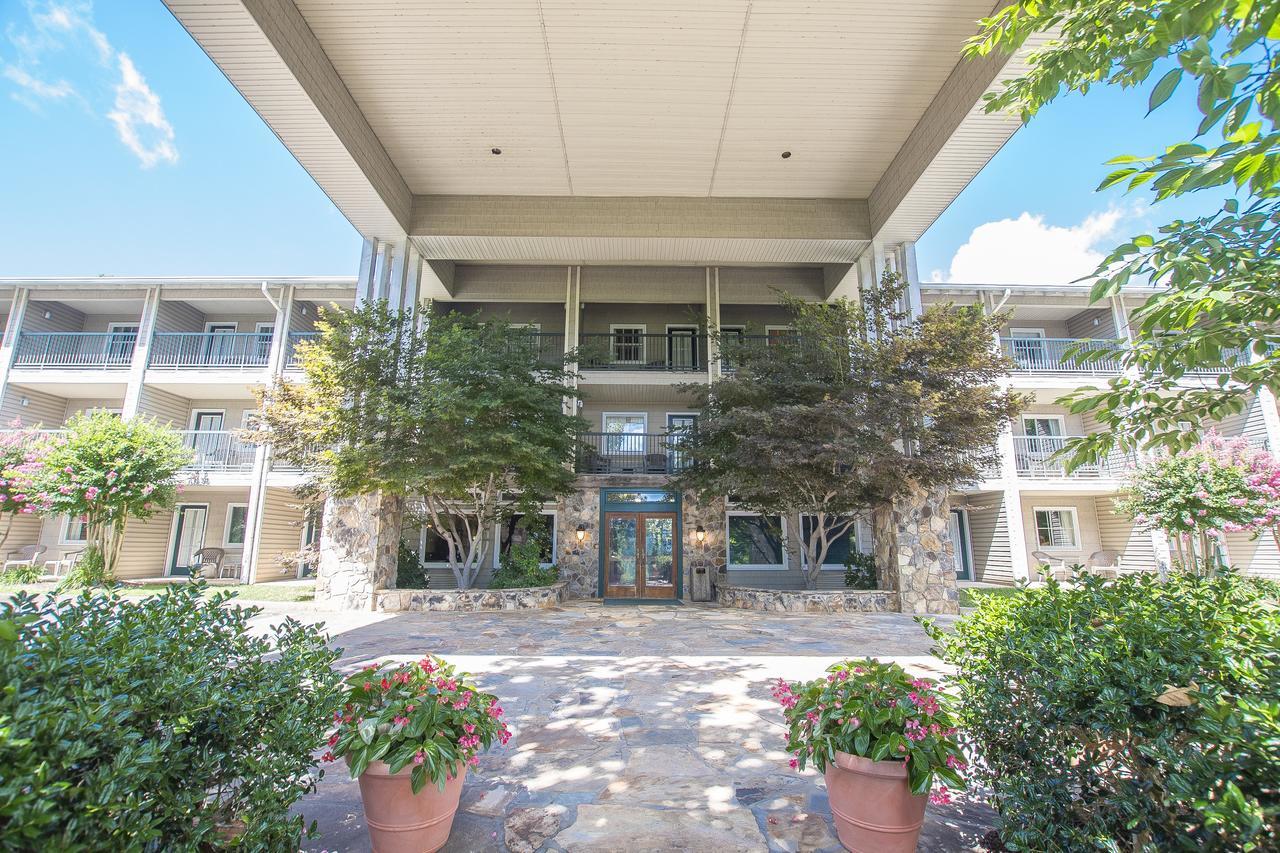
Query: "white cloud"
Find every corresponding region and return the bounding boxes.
[3,1,177,167]
[106,52,177,168]
[929,209,1128,286]
[3,65,75,99]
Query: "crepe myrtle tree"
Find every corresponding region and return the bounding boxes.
[12,412,190,581]
[673,273,1023,589]
[0,422,45,553]
[256,303,584,589]
[967,0,1280,469]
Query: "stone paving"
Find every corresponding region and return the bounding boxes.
[267,602,996,852]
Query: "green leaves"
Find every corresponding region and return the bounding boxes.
[1149,68,1183,113]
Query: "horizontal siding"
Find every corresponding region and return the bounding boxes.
[966,498,1012,585]
[726,568,850,590]
[1225,531,1280,580]
[21,301,84,333]
[1244,394,1272,449]
[1094,496,1156,572]
[154,300,204,333]
[115,512,176,580]
[137,387,189,426]
[254,488,305,581]
[0,387,65,427]
[290,302,318,332]
[3,514,47,556]
[1064,308,1114,339]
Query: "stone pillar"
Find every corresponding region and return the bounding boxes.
[556,486,598,598]
[315,493,404,610]
[874,483,960,615]
[683,494,726,601]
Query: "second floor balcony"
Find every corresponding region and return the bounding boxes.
[576,431,692,475]
[179,430,257,473]
[579,332,708,372]
[150,332,273,370]
[1014,435,1135,479]
[13,331,137,369]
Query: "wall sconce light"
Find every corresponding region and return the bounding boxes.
[695,525,706,544]
[576,524,587,543]
[19,397,29,407]
[42,310,52,320]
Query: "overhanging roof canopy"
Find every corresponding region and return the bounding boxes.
[165,0,1030,263]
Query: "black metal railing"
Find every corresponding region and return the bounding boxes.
[578,333,707,371]
[576,432,693,474]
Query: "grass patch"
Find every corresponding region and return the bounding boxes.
[959,585,1021,608]
[0,581,315,603]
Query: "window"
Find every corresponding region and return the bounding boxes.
[224,504,248,546]
[610,325,646,364]
[727,513,784,569]
[62,515,89,544]
[254,322,274,361]
[1021,416,1063,437]
[1033,508,1079,549]
[1009,328,1048,368]
[301,506,322,548]
[495,512,556,567]
[602,413,647,454]
[106,323,139,363]
[799,515,867,569]
[420,516,472,565]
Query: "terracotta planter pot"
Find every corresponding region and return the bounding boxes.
[824,751,926,853]
[352,759,466,853]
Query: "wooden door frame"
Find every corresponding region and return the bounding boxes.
[602,511,679,599]
[598,489,683,603]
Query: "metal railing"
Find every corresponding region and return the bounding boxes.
[1000,337,1125,373]
[578,333,708,372]
[150,332,273,369]
[577,431,692,474]
[178,430,257,472]
[13,332,137,369]
[719,334,807,374]
[284,331,319,369]
[1013,435,1135,479]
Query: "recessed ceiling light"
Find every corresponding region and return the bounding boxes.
[781,151,792,159]
[491,147,502,155]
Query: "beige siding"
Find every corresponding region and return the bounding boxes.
[1020,496,1104,569]
[290,302,318,332]
[719,304,796,329]
[580,303,705,335]
[115,511,178,580]
[63,398,125,419]
[1093,496,1157,572]
[580,403,695,434]
[82,315,148,332]
[1225,531,1280,579]
[1064,308,1115,339]
[451,265,568,302]
[1244,394,1272,449]
[718,267,824,303]
[581,267,704,303]
[137,387,190,426]
[966,497,1013,584]
[253,488,306,582]
[0,387,66,427]
[200,314,278,331]
[3,513,47,557]
[22,301,84,333]
[154,300,205,333]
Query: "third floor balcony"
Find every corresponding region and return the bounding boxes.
[1000,336,1125,373]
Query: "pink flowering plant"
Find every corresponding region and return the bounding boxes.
[0,421,46,553]
[329,655,510,793]
[1119,432,1280,574]
[772,658,966,803]
[12,412,190,581]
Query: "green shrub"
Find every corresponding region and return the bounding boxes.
[56,545,107,590]
[843,550,877,589]
[0,563,39,585]
[0,583,343,850]
[489,531,558,589]
[928,572,1280,850]
[397,539,429,589]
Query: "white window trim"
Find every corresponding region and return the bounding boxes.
[608,323,647,364]
[764,325,795,335]
[205,322,238,333]
[107,322,139,334]
[164,503,211,577]
[951,508,975,580]
[1020,414,1066,437]
[726,510,787,571]
[189,409,226,431]
[601,411,648,433]
[665,411,698,428]
[1032,506,1081,551]
[300,507,321,549]
[1010,327,1047,339]
[799,513,865,570]
[61,514,89,545]
[492,509,558,569]
[418,515,479,568]
[223,503,249,548]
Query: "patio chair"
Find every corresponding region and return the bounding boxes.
[43,549,83,579]
[3,544,46,573]
[1031,549,1070,581]
[1085,549,1121,579]
[191,547,228,580]
[644,453,668,474]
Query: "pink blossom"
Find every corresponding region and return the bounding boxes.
[788,758,799,769]
[413,751,425,765]
[929,786,952,806]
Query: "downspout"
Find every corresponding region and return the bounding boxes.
[991,287,1013,314]
[261,280,282,312]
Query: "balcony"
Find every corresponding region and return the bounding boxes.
[284,331,319,369]
[13,332,136,369]
[579,333,707,372]
[150,332,272,369]
[179,430,257,472]
[1001,337,1124,373]
[1014,435,1135,479]
[576,432,691,475]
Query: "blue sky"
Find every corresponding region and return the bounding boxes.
[0,1,1223,282]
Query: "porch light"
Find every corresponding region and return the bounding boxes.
[695,525,706,544]
[491,147,502,155]
[780,151,792,159]
[576,524,587,543]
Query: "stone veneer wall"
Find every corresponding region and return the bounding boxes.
[554,475,675,599]
[717,585,897,613]
[375,582,568,612]
[682,493,726,601]
[315,492,404,610]
[874,483,960,615]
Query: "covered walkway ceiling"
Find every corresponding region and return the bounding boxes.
[165,0,1033,263]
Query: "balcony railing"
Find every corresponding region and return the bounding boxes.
[150,332,273,369]
[577,432,692,474]
[1014,435,1135,479]
[578,333,708,372]
[179,430,257,472]
[284,331,319,369]
[1001,337,1125,373]
[13,332,137,369]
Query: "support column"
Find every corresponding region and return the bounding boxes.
[355,237,378,304]
[315,493,404,610]
[121,287,161,419]
[387,242,422,313]
[897,242,922,319]
[984,290,1032,582]
[0,288,30,418]
[705,267,721,382]
[1251,346,1280,453]
[242,284,294,583]
[872,483,960,614]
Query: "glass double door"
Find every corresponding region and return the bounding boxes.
[604,512,676,599]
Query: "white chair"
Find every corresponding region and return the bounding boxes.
[1031,549,1070,581]
[43,549,83,579]
[3,545,47,574]
[1085,549,1121,579]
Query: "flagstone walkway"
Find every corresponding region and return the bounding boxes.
[273,602,996,852]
